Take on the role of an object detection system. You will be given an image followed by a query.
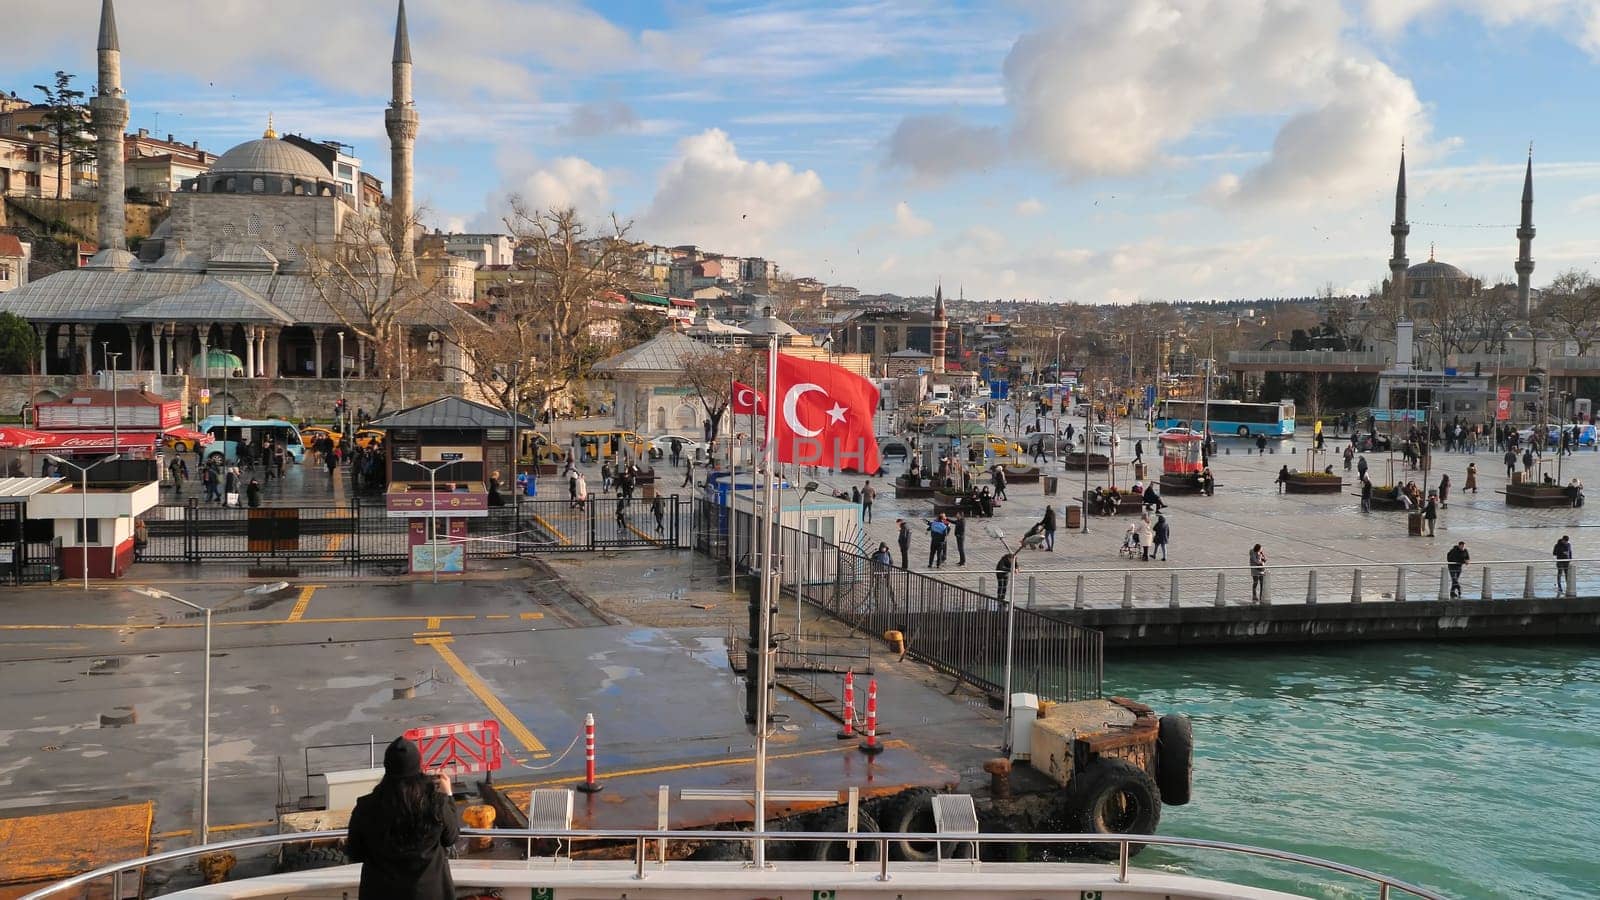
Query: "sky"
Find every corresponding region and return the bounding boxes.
[6,0,1600,303]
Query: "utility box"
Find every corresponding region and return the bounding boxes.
[313,766,385,811]
[1009,693,1040,760]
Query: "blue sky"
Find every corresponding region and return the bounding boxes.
[7,0,1600,302]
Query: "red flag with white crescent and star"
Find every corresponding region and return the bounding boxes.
[731,380,766,416]
[771,353,880,471]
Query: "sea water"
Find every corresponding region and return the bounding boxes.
[1107,642,1600,900]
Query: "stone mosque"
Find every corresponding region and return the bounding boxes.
[0,0,474,417]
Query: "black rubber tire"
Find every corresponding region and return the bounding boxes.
[1156,714,1194,806]
[883,788,975,861]
[277,844,348,872]
[806,809,881,861]
[687,839,750,861]
[1236,426,1249,438]
[1067,758,1162,861]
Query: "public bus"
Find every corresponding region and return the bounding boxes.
[190,416,307,463]
[1153,399,1296,438]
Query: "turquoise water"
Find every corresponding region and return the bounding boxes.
[1106,642,1600,900]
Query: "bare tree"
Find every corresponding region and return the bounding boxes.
[1537,269,1600,356]
[676,345,762,442]
[304,206,438,381]
[453,202,649,416]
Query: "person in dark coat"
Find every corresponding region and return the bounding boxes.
[952,512,967,565]
[1153,514,1170,561]
[896,519,911,569]
[246,478,262,508]
[346,737,460,900]
[1041,504,1057,551]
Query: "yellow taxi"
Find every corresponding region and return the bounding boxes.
[352,428,385,450]
[986,433,1026,460]
[575,430,645,461]
[301,425,343,448]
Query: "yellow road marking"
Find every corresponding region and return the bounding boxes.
[0,614,481,632]
[531,513,572,546]
[486,614,510,620]
[286,585,319,622]
[497,739,911,790]
[325,532,346,557]
[426,616,441,630]
[417,637,550,758]
[412,630,452,639]
[153,819,276,840]
[518,612,545,621]
[625,521,667,544]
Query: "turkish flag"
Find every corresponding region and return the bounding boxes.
[772,353,880,471]
[731,380,766,416]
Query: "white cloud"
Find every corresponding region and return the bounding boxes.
[885,115,1005,181]
[472,156,612,230]
[566,101,640,137]
[1361,0,1600,57]
[1015,198,1045,216]
[637,129,823,254]
[892,202,934,238]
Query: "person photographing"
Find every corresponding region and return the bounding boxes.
[346,737,461,900]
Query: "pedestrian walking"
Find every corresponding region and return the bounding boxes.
[574,473,588,509]
[346,737,460,900]
[681,458,694,488]
[1249,544,1267,603]
[1446,541,1469,598]
[651,496,665,534]
[1134,440,1143,462]
[1256,435,1267,455]
[953,512,967,565]
[1042,504,1056,551]
[1522,447,1534,474]
[601,461,613,492]
[862,482,876,523]
[246,478,262,508]
[870,542,894,606]
[1153,514,1170,561]
[1438,473,1451,508]
[1357,455,1369,480]
[992,466,1008,502]
[1360,474,1373,512]
[1465,462,1478,495]
[1554,535,1574,595]
[615,495,628,532]
[1504,448,1517,479]
[896,519,911,569]
[994,552,1015,602]
[1276,464,1290,494]
[1422,495,1438,536]
[1343,445,1354,471]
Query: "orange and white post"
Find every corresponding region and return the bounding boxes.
[858,678,884,755]
[577,713,603,792]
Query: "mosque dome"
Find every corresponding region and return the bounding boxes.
[210,137,330,182]
[1406,259,1467,281]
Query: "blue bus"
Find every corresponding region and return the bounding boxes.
[192,416,307,463]
[1154,399,1296,438]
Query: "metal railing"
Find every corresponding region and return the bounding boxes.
[17,827,1448,900]
[908,556,1600,610]
[1227,350,1386,368]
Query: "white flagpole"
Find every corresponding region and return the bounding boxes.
[754,337,779,868]
[728,375,737,596]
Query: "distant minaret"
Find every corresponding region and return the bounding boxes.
[930,283,948,375]
[1388,146,1410,310]
[385,0,418,272]
[1515,145,1536,320]
[90,0,129,255]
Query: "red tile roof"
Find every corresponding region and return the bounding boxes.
[0,234,24,257]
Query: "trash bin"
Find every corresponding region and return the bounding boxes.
[1065,505,1082,530]
[1407,511,1424,536]
[1133,462,1147,481]
[1043,475,1059,496]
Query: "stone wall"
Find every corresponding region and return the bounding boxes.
[166,192,342,264]
[1,372,464,423]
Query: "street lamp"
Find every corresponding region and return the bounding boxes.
[415,459,456,584]
[130,582,288,846]
[984,524,1019,755]
[337,331,347,440]
[105,348,122,456]
[45,453,122,589]
[794,480,818,648]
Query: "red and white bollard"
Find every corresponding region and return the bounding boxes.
[837,671,856,740]
[858,678,884,755]
[577,713,603,793]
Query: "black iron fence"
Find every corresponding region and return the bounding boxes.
[139,495,688,569]
[694,498,1102,703]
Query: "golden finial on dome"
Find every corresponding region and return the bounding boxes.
[263,113,277,140]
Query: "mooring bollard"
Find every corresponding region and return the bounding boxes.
[1305,569,1318,605]
[859,679,884,755]
[1169,572,1180,609]
[1567,562,1578,598]
[837,671,856,740]
[1215,571,1226,607]
[1075,574,1085,610]
[1481,566,1493,601]
[1122,572,1134,609]
[577,712,603,793]
[1351,568,1363,603]
[1525,565,1536,600]
[1396,567,1407,602]
[1438,566,1450,601]
[1260,571,1271,606]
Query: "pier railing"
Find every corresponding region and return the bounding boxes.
[693,499,1103,703]
[903,556,1600,610]
[17,827,1448,900]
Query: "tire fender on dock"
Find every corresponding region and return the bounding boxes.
[807,810,881,860]
[1156,714,1195,806]
[1065,758,1162,860]
[882,788,976,861]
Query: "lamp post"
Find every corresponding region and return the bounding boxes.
[984,525,1019,755]
[105,348,123,456]
[45,453,121,589]
[129,582,287,847]
[337,332,347,441]
[794,480,818,649]
[415,459,455,584]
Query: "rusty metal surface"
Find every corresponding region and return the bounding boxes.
[0,801,151,893]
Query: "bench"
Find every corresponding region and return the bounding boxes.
[1083,491,1148,516]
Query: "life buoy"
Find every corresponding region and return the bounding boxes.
[1066,758,1162,860]
[1156,714,1194,806]
[882,788,975,861]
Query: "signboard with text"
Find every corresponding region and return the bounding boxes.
[386,490,490,518]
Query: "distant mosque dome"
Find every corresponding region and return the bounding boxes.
[211,137,330,182]
[1406,259,1467,281]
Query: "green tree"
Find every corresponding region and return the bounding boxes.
[22,72,94,202]
[0,312,41,374]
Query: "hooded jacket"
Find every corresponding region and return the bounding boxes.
[346,738,460,900]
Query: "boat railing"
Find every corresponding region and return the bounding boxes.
[18,827,1447,900]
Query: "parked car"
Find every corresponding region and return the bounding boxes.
[877,435,911,460]
[646,434,702,460]
[300,425,343,449]
[1351,431,1391,452]
[1518,423,1596,447]
[1090,424,1121,446]
[1024,434,1068,456]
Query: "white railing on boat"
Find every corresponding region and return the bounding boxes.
[18,828,1448,900]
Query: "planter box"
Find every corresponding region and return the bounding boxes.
[1503,484,1576,508]
[1064,452,1111,471]
[1285,475,1345,494]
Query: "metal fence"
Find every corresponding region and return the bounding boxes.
[140,495,688,569]
[694,498,1102,703]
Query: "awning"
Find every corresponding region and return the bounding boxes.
[0,476,65,503]
[0,428,160,451]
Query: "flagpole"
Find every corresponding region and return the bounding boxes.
[754,337,778,868]
[728,374,737,596]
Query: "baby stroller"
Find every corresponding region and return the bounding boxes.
[1119,528,1140,559]
[1021,522,1047,551]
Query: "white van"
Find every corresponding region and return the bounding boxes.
[929,384,953,403]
